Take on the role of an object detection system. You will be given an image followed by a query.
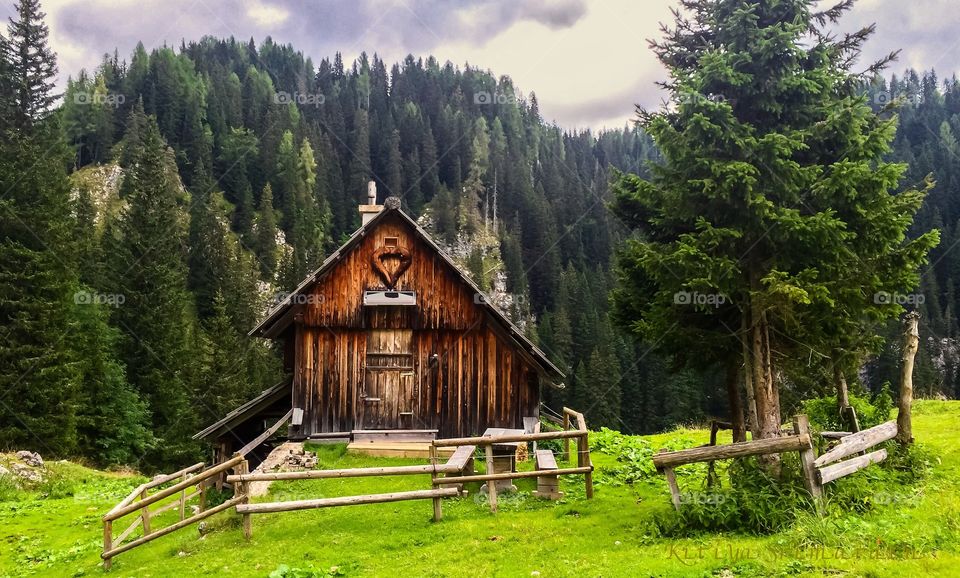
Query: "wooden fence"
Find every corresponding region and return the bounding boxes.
[102,408,595,566]
[431,407,594,512]
[101,455,246,569]
[225,460,466,537]
[102,409,294,568]
[651,415,899,510]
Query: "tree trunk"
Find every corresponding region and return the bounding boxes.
[898,311,920,444]
[740,314,759,436]
[833,357,850,409]
[747,299,782,472]
[726,360,746,442]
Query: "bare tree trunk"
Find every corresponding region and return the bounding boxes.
[831,356,860,432]
[747,299,782,472]
[726,360,746,442]
[832,357,850,409]
[898,311,920,445]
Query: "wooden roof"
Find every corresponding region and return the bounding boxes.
[193,378,291,441]
[250,199,565,382]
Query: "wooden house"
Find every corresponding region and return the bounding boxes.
[195,184,564,457]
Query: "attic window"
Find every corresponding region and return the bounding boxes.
[384,236,399,247]
[364,290,416,306]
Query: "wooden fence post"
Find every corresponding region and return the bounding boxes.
[485,445,498,513]
[663,467,681,510]
[103,520,113,570]
[139,488,151,536]
[199,474,207,513]
[237,460,251,539]
[563,413,570,461]
[428,445,442,522]
[179,473,187,521]
[793,415,823,510]
[898,311,920,444]
[580,432,593,499]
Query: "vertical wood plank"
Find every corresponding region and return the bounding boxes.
[664,467,682,510]
[793,415,823,507]
[103,520,113,570]
[139,488,151,536]
[179,473,186,521]
[238,461,251,540]
[485,445,498,513]
[581,433,594,499]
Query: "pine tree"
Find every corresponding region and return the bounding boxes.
[256,183,279,279]
[108,110,199,467]
[611,0,940,451]
[0,2,80,453]
[4,0,58,128]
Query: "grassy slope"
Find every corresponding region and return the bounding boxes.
[1,401,957,578]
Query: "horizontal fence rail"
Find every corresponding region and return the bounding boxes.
[236,488,460,514]
[227,463,460,483]
[814,422,898,468]
[652,434,812,470]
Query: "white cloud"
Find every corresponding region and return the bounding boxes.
[246,0,290,28]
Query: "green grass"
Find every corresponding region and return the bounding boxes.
[2,401,959,577]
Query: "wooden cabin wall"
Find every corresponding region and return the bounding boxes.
[292,324,540,438]
[299,217,482,330]
[286,213,540,438]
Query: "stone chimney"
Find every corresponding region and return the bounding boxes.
[359,180,382,226]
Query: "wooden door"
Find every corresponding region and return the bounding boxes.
[361,329,415,429]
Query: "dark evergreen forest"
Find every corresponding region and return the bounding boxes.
[1,0,957,470]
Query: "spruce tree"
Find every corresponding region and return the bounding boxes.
[612,0,939,451]
[4,0,57,128]
[256,183,279,279]
[108,109,199,467]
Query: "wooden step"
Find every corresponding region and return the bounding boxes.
[352,429,438,443]
[346,442,454,459]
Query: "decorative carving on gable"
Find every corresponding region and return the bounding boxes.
[371,245,412,288]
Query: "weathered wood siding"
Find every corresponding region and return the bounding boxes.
[288,213,541,438]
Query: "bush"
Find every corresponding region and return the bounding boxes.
[656,455,815,535]
[803,384,893,432]
[590,427,658,485]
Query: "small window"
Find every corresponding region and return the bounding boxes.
[383,236,399,247]
[364,290,416,306]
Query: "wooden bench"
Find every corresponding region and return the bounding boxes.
[436,445,475,491]
[533,449,563,499]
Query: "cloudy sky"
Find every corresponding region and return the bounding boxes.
[7,0,960,130]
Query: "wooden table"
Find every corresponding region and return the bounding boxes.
[480,427,524,493]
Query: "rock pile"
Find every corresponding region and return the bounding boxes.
[16,451,43,468]
[283,447,317,470]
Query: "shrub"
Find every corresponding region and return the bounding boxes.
[590,427,658,485]
[803,385,893,432]
[656,454,815,535]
